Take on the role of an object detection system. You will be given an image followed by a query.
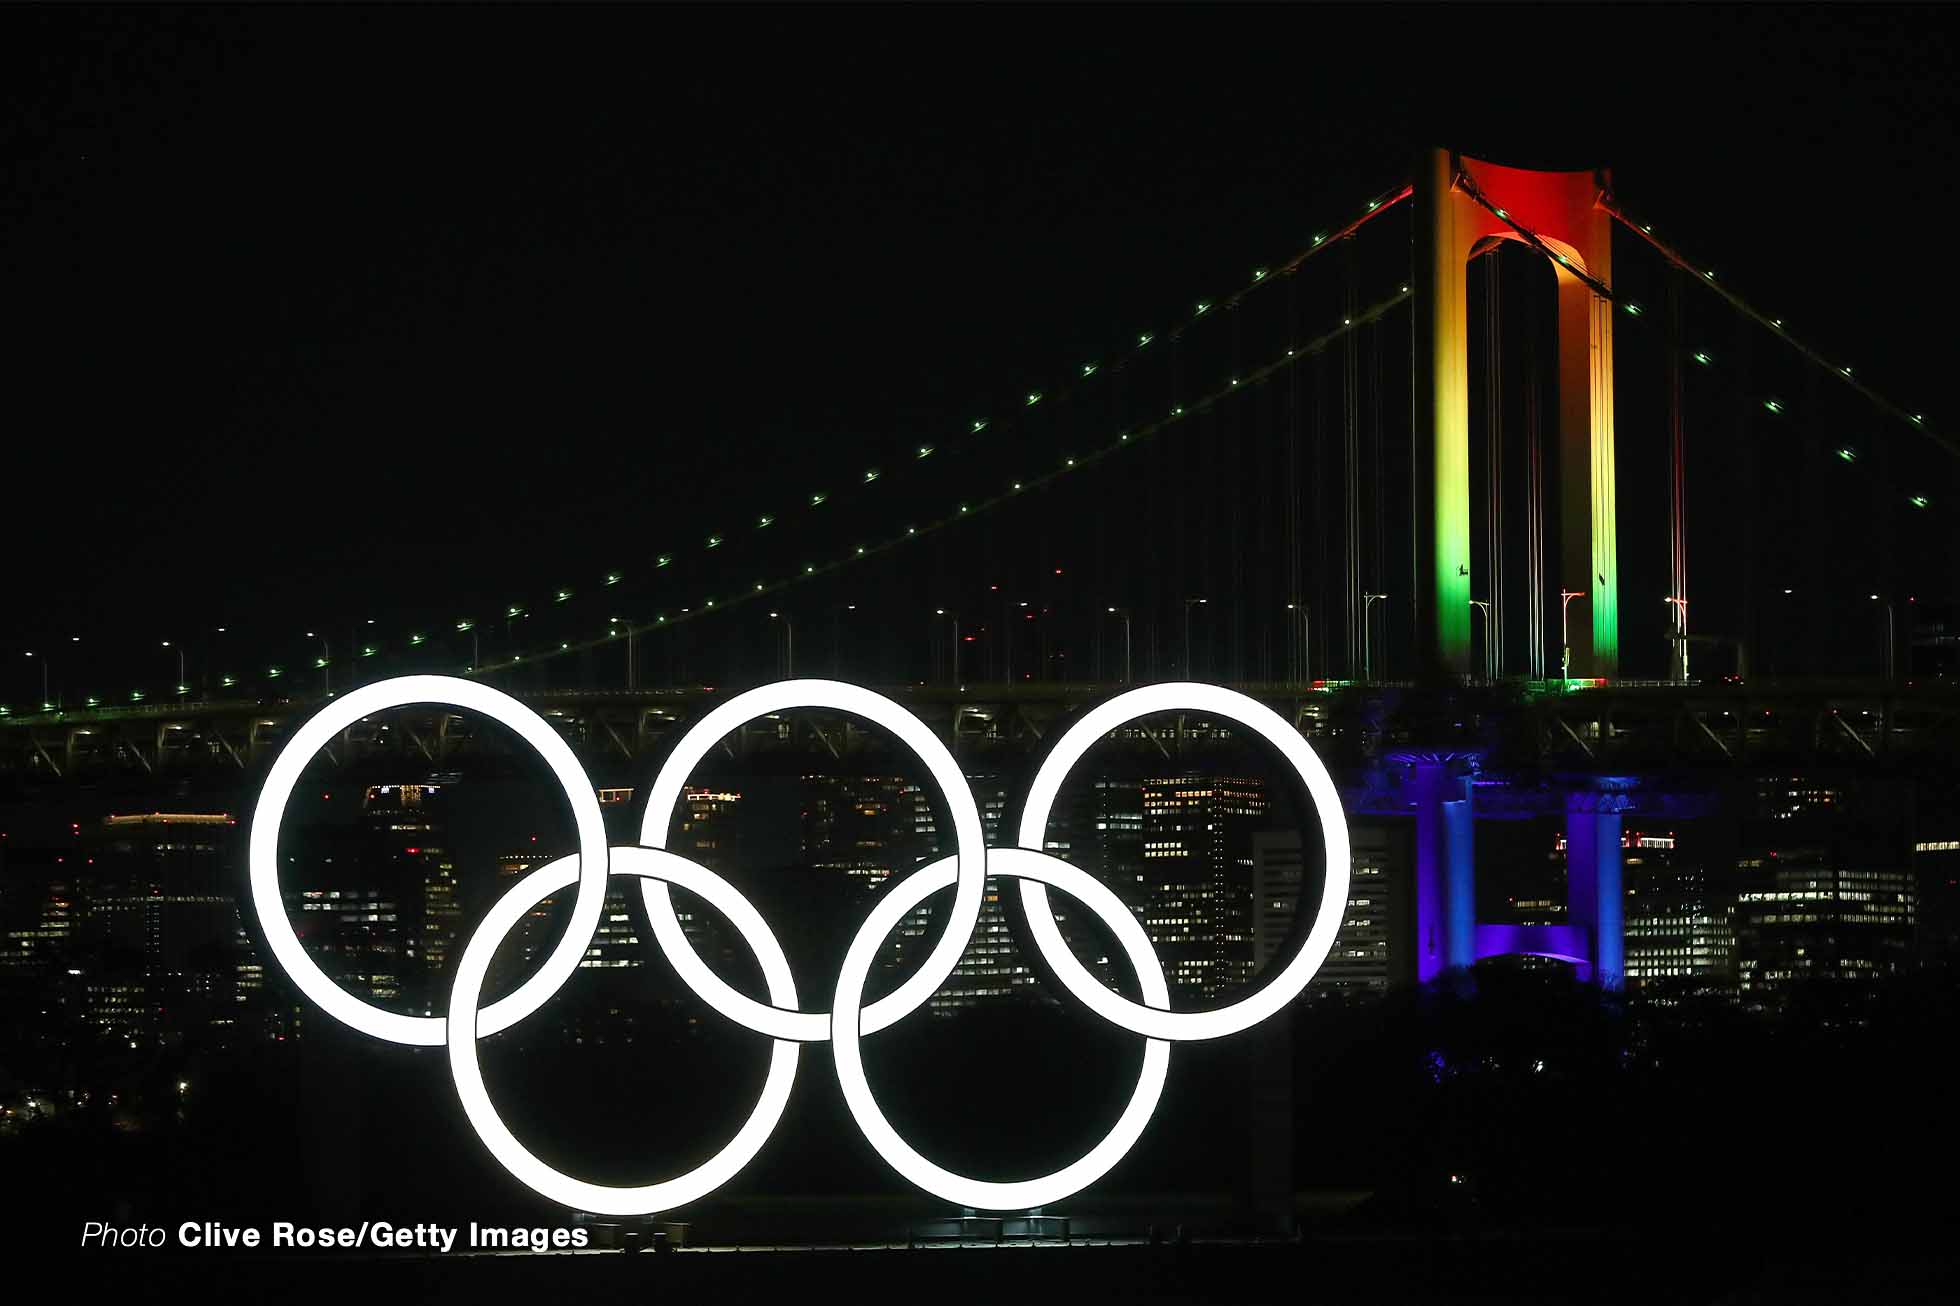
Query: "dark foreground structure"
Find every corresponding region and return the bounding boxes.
[57,1233,1960,1306]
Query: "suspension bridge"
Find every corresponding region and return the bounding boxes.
[7,148,1957,993]
[7,148,1953,741]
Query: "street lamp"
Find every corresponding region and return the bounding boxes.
[1285,603,1310,684]
[768,611,794,679]
[1468,600,1491,683]
[1663,596,1689,682]
[607,617,639,691]
[24,650,49,710]
[1182,598,1208,676]
[1106,607,1132,684]
[161,640,187,696]
[1871,594,1895,680]
[935,609,961,685]
[455,620,479,672]
[830,603,857,678]
[1362,593,1387,681]
[305,632,330,695]
[1559,590,1587,680]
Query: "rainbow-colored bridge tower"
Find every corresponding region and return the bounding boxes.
[1413,149,1619,680]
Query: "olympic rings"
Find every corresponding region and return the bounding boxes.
[1015,682,1351,1042]
[831,848,1170,1211]
[447,848,801,1216]
[635,679,988,1041]
[247,676,612,1047]
[248,677,1349,1214]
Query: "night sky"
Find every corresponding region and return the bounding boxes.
[5,5,1958,692]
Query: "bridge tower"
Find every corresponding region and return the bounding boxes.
[1413,149,1619,680]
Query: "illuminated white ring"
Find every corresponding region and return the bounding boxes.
[1014,682,1350,1042]
[447,846,798,1215]
[832,847,1170,1211]
[247,675,610,1047]
[638,679,987,1041]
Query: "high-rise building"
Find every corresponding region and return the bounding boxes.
[362,783,461,992]
[801,774,927,888]
[1621,828,1734,994]
[884,773,1043,1013]
[1910,834,1960,961]
[79,812,244,1045]
[492,784,742,984]
[1733,849,1915,998]
[1755,775,1847,823]
[1254,820,1407,1001]
[0,871,76,976]
[1135,776,1268,1000]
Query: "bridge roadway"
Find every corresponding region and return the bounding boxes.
[3,677,1955,788]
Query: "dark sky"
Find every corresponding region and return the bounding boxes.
[5,4,1957,694]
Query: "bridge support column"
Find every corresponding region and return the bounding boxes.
[1564,787,1629,989]
[1410,753,1478,981]
[1412,149,1619,681]
[1413,149,1475,681]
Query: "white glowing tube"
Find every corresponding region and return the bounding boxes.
[829,848,1170,1211]
[1014,682,1350,1042]
[638,679,987,1037]
[446,847,799,1215]
[247,676,610,1046]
